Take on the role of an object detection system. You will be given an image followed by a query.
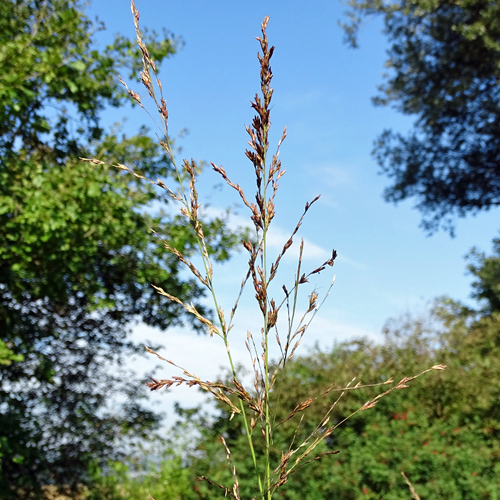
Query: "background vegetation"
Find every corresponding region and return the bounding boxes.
[89,239,500,499]
[0,1,240,497]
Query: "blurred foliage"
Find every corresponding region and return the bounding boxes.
[468,236,500,314]
[114,238,500,499]
[341,0,500,233]
[0,1,242,497]
[87,451,193,500]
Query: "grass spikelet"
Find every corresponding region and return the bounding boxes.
[84,4,446,498]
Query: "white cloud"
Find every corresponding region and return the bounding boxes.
[129,323,250,423]
[312,163,352,188]
[303,313,382,347]
[203,205,332,262]
[265,225,331,261]
[336,253,368,271]
[128,304,382,428]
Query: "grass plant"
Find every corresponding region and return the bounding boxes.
[84,2,445,498]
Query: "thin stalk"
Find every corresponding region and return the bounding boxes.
[206,269,264,498]
[139,12,273,498]
[169,151,265,498]
[261,124,272,500]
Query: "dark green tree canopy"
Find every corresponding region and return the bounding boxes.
[467,236,500,314]
[0,1,240,496]
[342,0,500,233]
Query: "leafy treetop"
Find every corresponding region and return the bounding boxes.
[0,1,241,497]
[341,0,500,234]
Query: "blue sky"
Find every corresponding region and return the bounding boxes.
[90,1,499,416]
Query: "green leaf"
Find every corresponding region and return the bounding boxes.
[87,182,101,197]
[69,60,86,72]
[67,79,78,93]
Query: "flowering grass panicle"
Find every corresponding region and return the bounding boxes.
[83,3,445,498]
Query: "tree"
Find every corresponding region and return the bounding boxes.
[341,0,500,233]
[0,1,240,497]
[468,236,500,314]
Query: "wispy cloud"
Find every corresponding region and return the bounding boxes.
[303,313,382,347]
[203,206,331,262]
[265,225,331,261]
[313,163,353,188]
[128,310,382,424]
[336,253,368,271]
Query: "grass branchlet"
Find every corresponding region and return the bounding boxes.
[83,3,445,499]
